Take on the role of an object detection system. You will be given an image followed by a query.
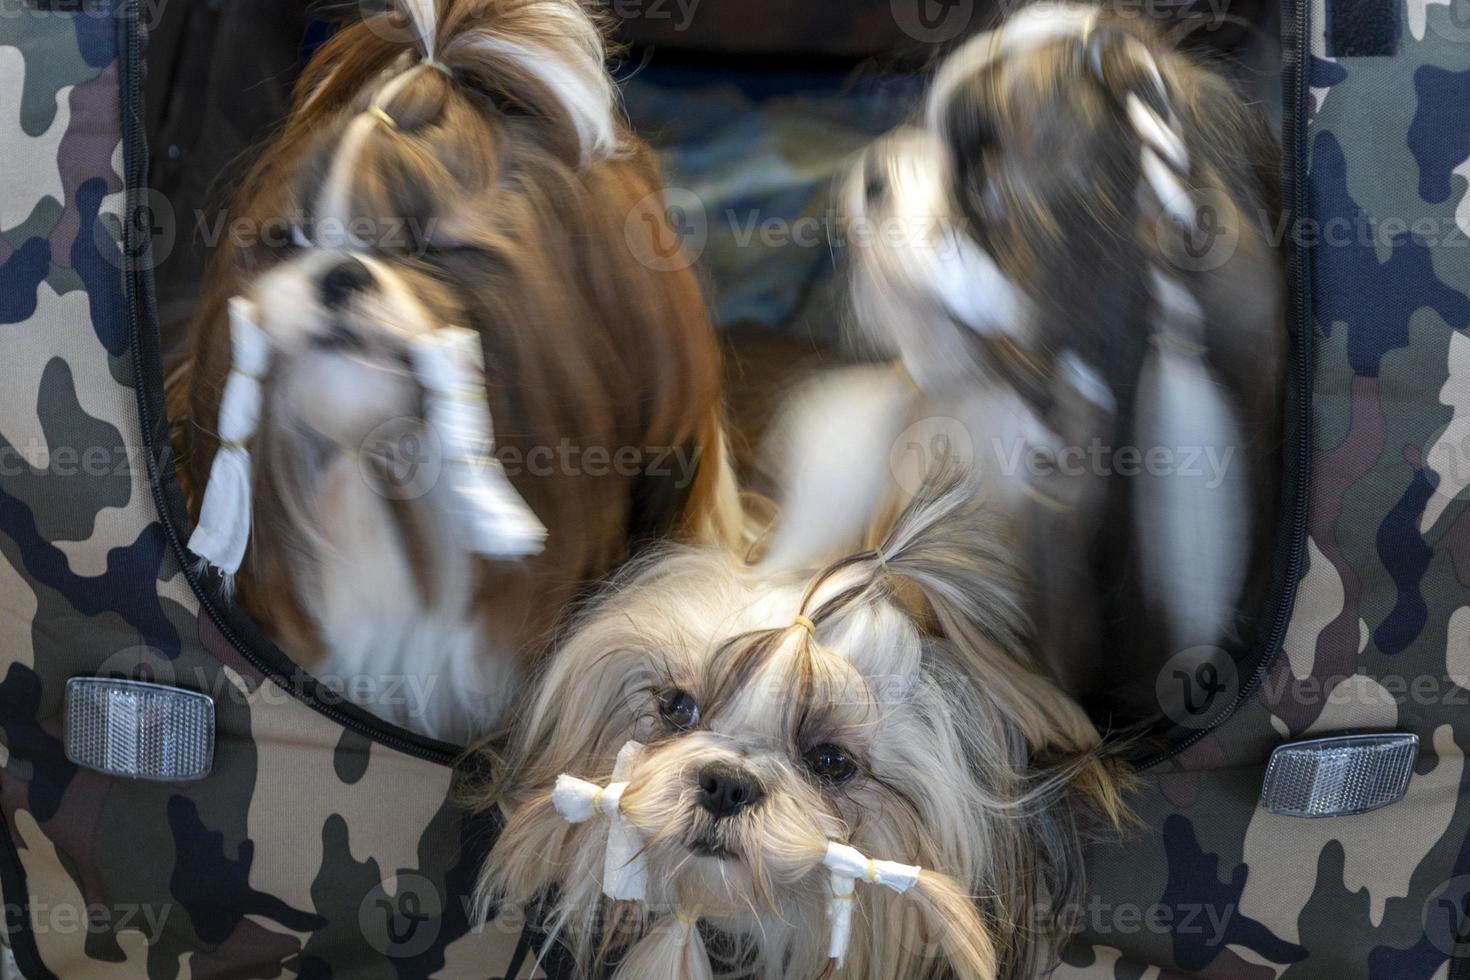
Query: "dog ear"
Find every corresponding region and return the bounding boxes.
[868,480,1136,827]
[867,470,1105,761]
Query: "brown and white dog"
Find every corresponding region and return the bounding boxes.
[171,0,739,744]
[478,470,1128,980]
[777,2,1285,723]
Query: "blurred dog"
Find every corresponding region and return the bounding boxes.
[478,472,1127,979]
[793,2,1284,717]
[171,0,739,743]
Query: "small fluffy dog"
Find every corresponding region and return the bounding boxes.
[806,2,1285,714]
[171,0,739,743]
[478,472,1127,979]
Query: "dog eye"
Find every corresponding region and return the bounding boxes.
[657,689,701,731]
[804,743,858,784]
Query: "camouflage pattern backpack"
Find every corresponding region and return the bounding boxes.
[2,0,1469,978]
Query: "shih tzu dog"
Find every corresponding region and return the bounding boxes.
[797,2,1285,716]
[477,471,1128,979]
[171,0,740,744]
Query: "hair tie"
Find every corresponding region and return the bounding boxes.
[823,842,924,967]
[793,615,817,636]
[873,547,891,574]
[368,104,398,130]
[675,908,699,925]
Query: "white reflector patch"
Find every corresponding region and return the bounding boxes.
[66,678,214,781]
[1260,733,1418,818]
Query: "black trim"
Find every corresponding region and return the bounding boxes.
[1327,0,1399,57]
[119,6,461,765]
[1136,0,1313,768]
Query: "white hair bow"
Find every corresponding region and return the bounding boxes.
[189,304,546,589]
[823,841,923,968]
[551,741,648,901]
[411,327,547,558]
[188,297,269,587]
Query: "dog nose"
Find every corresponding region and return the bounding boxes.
[318,257,373,309]
[696,763,764,820]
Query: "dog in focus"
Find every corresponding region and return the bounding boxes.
[787,2,1285,719]
[170,0,739,744]
[477,471,1128,979]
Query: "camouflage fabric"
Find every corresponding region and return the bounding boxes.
[1059,0,1470,975]
[0,2,548,975]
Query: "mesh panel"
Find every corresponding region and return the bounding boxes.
[1259,733,1419,818]
[66,679,214,781]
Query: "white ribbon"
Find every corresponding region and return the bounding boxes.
[188,297,269,581]
[411,327,547,558]
[822,841,923,967]
[551,741,649,900]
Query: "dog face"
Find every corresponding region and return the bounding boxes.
[483,476,1122,979]
[246,250,450,452]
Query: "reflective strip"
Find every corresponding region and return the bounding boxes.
[66,678,214,781]
[1260,733,1418,818]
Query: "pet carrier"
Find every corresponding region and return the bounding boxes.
[1,0,1468,977]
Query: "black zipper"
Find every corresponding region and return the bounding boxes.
[119,0,460,767]
[1135,0,1314,769]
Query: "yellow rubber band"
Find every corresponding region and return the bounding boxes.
[873,547,890,573]
[220,439,250,451]
[864,859,879,884]
[793,615,816,636]
[675,908,699,925]
[230,365,263,382]
[591,787,605,815]
[368,104,398,130]
[832,892,855,901]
